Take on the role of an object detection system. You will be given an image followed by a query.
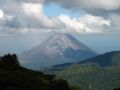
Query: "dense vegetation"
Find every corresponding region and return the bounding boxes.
[47,51,120,90]
[1,51,119,90]
[0,54,80,90]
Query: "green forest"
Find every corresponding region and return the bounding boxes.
[47,51,120,90]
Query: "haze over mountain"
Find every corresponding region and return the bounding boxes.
[19,33,97,69]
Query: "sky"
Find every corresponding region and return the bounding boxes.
[0,0,120,55]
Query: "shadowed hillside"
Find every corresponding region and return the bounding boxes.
[0,54,81,90]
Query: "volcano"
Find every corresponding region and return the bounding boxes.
[19,33,97,69]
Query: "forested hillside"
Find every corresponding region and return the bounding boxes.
[0,54,80,90]
[48,51,120,90]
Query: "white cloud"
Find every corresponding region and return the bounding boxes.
[58,14,110,33]
[0,2,63,36]
[0,9,4,19]
[0,3,114,35]
[79,14,111,26]
[21,3,63,29]
[22,3,43,16]
[58,14,89,33]
[0,0,119,36]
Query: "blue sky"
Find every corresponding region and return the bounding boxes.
[44,4,62,17]
[0,0,120,55]
[44,3,81,18]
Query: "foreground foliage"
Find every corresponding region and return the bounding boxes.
[0,54,79,90]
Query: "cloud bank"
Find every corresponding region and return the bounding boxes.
[0,0,119,36]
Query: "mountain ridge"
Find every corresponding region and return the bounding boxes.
[79,51,120,66]
[47,51,120,90]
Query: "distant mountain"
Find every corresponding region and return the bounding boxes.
[79,51,120,66]
[19,33,97,69]
[47,51,120,90]
[48,51,120,70]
